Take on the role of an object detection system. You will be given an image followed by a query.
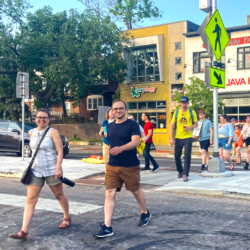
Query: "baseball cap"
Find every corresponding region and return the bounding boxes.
[199,110,205,114]
[180,96,189,102]
[231,118,236,122]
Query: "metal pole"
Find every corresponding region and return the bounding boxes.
[212,0,219,157]
[21,74,25,161]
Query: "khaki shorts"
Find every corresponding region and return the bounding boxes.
[29,171,61,186]
[105,164,140,192]
[103,143,110,165]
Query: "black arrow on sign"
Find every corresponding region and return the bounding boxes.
[214,71,222,85]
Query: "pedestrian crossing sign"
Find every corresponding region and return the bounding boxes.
[210,66,226,89]
[205,9,230,61]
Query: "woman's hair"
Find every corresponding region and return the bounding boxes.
[106,108,112,119]
[234,125,239,129]
[220,114,228,121]
[36,108,51,119]
[246,115,250,119]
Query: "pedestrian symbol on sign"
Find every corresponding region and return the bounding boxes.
[213,18,221,53]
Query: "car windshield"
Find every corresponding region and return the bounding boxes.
[18,123,37,133]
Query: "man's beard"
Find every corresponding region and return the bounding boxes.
[116,113,126,120]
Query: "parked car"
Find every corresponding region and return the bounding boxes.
[0,120,69,157]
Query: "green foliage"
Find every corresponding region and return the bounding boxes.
[109,0,162,29]
[173,77,224,122]
[69,134,81,141]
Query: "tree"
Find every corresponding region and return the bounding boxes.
[77,0,162,29]
[173,77,224,122]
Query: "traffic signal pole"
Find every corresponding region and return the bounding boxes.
[21,74,25,161]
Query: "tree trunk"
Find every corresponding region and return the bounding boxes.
[61,92,68,118]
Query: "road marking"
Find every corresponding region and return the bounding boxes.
[0,193,102,215]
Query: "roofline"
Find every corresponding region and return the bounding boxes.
[183,24,250,37]
[122,20,199,32]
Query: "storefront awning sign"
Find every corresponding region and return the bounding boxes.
[131,87,156,98]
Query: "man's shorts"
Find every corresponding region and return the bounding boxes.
[200,139,210,152]
[245,137,250,147]
[29,171,62,186]
[105,164,140,192]
[218,137,232,151]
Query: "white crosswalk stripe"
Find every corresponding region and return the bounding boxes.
[0,193,102,215]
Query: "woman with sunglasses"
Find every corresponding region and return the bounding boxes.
[10,108,70,241]
[218,114,235,170]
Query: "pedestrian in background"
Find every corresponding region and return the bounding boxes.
[99,108,115,173]
[128,114,146,142]
[218,114,234,170]
[94,100,151,238]
[170,96,198,182]
[238,115,250,170]
[232,125,243,164]
[10,109,70,241]
[231,118,237,155]
[197,110,213,172]
[141,113,160,173]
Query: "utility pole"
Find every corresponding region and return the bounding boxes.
[21,74,25,161]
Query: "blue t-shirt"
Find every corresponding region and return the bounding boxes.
[199,119,213,141]
[102,120,110,145]
[107,119,140,167]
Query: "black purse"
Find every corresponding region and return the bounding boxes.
[21,127,50,185]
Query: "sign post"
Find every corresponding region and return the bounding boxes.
[202,0,232,176]
[16,72,29,161]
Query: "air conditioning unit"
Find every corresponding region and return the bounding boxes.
[199,0,211,13]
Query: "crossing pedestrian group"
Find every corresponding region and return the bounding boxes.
[9,97,250,240]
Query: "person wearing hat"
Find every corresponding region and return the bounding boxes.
[231,118,237,126]
[196,110,213,172]
[170,96,198,182]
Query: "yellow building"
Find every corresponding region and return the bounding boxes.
[120,21,199,145]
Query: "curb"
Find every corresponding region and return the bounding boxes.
[69,141,102,146]
[0,172,22,179]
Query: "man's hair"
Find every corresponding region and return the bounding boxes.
[106,108,112,119]
[36,108,51,119]
[143,112,150,120]
[112,99,127,109]
[220,114,228,121]
[127,114,136,120]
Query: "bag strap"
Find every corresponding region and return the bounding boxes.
[28,126,50,169]
[189,109,194,125]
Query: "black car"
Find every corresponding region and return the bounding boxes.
[0,120,69,157]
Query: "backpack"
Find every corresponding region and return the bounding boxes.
[175,109,194,126]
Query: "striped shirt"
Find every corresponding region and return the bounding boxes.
[30,127,58,177]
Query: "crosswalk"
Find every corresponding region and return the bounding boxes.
[0,193,102,215]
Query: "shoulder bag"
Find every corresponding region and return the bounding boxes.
[21,127,50,185]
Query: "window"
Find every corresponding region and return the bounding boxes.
[239,106,250,114]
[175,57,182,65]
[0,123,8,132]
[65,102,71,114]
[175,42,181,50]
[130,112,167,129]
[7,123,19,132]
[193,52,225,73]
[224,107,238,114]
[128,101,166,110]
[131,46,160,83]
[31,104,36,111]
[87,95,103,110]
[237,46,250,69]
[176,73,182,80]
[171,84,184,101]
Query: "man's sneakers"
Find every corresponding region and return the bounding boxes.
[94,224,114,238]
[138,210,151,226]
[199,165,205,172]
[178,173,183,178]
[183,174,188,182]
[244,163,249,170]
[141,167,151,172]
[152,165,160,173]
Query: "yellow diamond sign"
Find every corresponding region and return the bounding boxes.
[205,9,230,61]
[210,67,225,89]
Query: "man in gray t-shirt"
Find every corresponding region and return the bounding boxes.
[198,110,213,172]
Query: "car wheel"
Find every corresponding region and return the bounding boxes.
[24,143,32,157]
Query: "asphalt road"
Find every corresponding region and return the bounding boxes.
[1,177,250,250]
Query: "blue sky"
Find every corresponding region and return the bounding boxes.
[29,0,250,28]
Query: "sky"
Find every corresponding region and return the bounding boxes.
[29,0,250,29]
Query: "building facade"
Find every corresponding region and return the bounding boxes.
[120,21,199,145]
[184,18,250,124]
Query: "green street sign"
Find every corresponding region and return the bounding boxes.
[205,9,230,61]
[210,66,225,89]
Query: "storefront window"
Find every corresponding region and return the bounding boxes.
[148,102,156,109]
[138,102,147,109]
[128,101,166,110]
[128,102,137,109]
[237,46,250,69]
[224,107,238,114]
[239,106,250,114]
[131,46,160,83]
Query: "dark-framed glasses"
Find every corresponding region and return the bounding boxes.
[36,116,49,120]
[112,108,125,112]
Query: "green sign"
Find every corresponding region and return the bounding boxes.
[131,87,156,98]
[205,9,230,61]
[210,66,225,89]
